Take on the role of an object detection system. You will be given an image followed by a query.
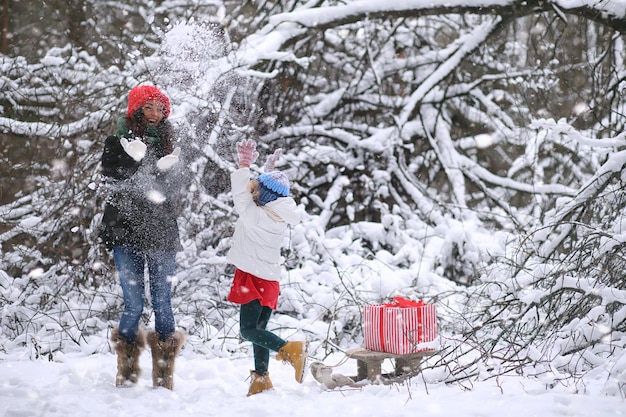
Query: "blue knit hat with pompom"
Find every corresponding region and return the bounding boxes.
[257,171,290,206]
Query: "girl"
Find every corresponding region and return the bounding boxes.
[227,139,306,396]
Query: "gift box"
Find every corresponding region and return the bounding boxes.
[363,296,437,354]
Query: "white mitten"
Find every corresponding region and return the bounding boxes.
[157,147,181,171]
[120,138,147,162]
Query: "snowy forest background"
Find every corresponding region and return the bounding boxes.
[1,0,626,397]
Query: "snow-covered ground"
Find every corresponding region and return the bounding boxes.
[1,345,623,417]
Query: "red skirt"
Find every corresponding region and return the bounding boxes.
[227,269,280,310]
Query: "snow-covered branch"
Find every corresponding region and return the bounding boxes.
[235,0,626,67]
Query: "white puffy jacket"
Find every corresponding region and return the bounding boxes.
[226,167,301,281]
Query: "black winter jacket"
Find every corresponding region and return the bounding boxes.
[99,134,183,252]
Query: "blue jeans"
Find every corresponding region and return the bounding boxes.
[113,245,176,343]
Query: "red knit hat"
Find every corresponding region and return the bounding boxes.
[127,85,171,119]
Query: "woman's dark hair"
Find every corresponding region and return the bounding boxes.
[127,108,175,155]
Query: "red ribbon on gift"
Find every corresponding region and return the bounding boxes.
[389,296,426,308]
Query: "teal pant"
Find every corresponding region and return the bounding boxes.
[240,299,287,375]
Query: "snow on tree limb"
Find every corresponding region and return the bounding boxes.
[398,18,502,126]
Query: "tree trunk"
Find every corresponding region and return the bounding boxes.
[0,0,9,54]
[67,0,88,50]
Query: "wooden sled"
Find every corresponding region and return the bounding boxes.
[310,347,438,389]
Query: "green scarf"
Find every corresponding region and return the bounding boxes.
[114,117,160,145]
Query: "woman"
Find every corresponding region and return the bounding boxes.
[99,85,185,390]
[227,139,307,396]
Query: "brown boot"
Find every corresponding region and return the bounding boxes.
[247,371,273,396]
[276,341,308,383]
[111,327,146,387]
[147,330,186,390]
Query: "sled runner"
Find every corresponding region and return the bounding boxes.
[310,347,438,389]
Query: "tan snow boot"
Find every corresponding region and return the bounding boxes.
[147,330,186,390]
[247,371,273,396]
[111,327,146,387]
[276,341,308,383]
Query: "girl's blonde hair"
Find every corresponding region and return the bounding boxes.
[247,180,260,205]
